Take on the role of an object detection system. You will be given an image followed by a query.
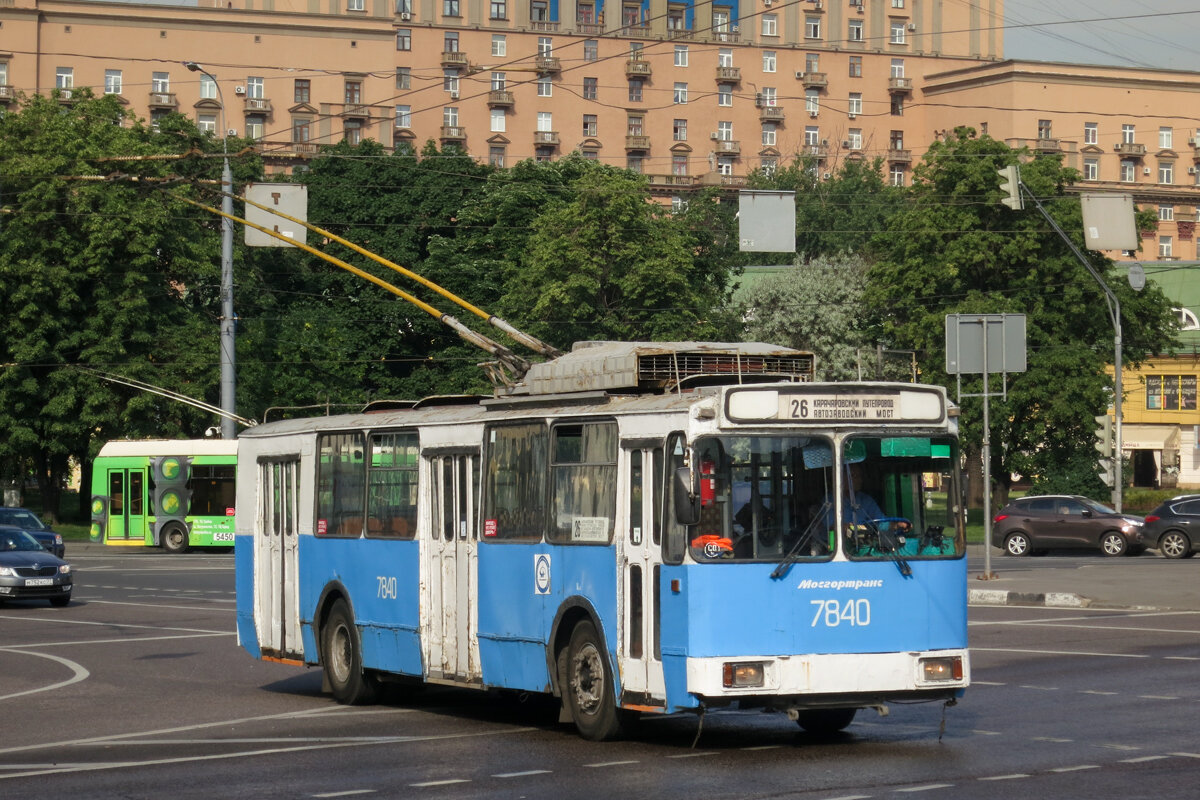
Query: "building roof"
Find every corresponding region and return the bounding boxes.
[1115,261,1200,351]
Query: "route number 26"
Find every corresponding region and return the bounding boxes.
[810,598,870,627]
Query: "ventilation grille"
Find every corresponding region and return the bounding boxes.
[638,352,815,383]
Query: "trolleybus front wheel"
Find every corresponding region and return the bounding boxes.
[321,598,379,705]
[565,620,624,741]
[794,707,857,735]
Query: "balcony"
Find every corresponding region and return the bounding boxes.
[340,104,371,119]
[530,20,559,31]
[441,51,470,68]
[758,105,785,123]
[625,134,651,151]
[1035,137,1061,153]
[618,24,650,37]
[888,148,913,163]
[801,72,828,89]
[533,130,560,147]
[243,97,272,113]
[1115,141,1147,158]
[577,21,603,34]
[625,59,652,78]
[440,125,466,142]
[712,29,739,43]
[802,143,829,160]
[535,56,562,73]
[666,28,693,40]
[647,173,700,187]
[57,88,75,104]
[147,91,178,109]
[712,138,740,155]
[888,76,913,93]
[487,90,514,107]
[715,66,741,83]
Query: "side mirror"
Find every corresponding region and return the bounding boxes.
[673,466,700,526]
[1080,509,1092,518]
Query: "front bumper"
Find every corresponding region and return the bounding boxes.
[0,576,73,600]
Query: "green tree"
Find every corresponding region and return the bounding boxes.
[867,128,1177,503]
[0,92,239,518]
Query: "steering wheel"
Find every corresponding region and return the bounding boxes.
[869,517,912,553]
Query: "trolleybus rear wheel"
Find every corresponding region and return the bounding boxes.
[794,707,857,734]
[321,598,379,705]
[161,524,189,554]
[565,620,623,741]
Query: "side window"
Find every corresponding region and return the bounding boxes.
[367,431,419,538]
[1028,498,1056,513]
[1175,500,1200,516]
[662,432,689,563]
[549,421,617,544]
[316,432,366,537]
[1061,500,1085,516]
[483,423,547,541]
[191,465,235,516]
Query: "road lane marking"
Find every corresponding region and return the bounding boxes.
[896,784,953,792]
[975,647,1149,659]
[1048,765,1098,772]
[312,791,376,797]
[667,752,718,758]
[584,760,640,767]
[6,633,231,649]
[979,774,1029,781]
[493,770,551,778]
[0,614,228,634]
[410,780,469,787]
[1121,756,1169,763]
[0,649,90,701]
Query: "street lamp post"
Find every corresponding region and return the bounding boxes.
[184,61,237,440]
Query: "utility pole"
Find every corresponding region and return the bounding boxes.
[184,61,238,440]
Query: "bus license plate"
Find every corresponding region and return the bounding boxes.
[25,578,53,586]
[213,532,234,542]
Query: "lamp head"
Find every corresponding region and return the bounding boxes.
[183,61,202,73]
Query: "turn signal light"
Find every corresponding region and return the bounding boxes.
[722,662,765,688]
[920,656,963,682]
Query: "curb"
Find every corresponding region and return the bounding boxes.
[968,588,1090,608]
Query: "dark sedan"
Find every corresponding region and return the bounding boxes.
[0,506,65,558]
[992,494,1146,557]
[1142,494,1200,559]
[0,528,73,606]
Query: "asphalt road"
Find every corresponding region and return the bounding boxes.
[1,545,1197,799]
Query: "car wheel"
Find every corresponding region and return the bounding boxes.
[565,620,624,741]
[320,598,379,705]
[49,593,71,607]
[161,523,189,554]
[795,708,857,734]
[1100,531,1128,557]
[1003,532,1031,556]
[1159,531,1191,560]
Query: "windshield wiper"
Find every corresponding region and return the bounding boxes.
[770,501,830,580]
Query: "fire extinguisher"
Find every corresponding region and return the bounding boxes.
[700,457,715,507]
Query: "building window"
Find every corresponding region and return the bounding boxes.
[444,0,460,13]
[492,72,506,90]
[296,78,312,101]
[890,130,904,149]
[890,163,906,186]
[713,9,729,33]
[667,5,685,30]
[1160,126,1173,149]
[671,196,688,213]
[848,93,862,116]
[717,120,732,141]
[198,113,216,134]
[804,126,818,145]
[490,0,506,19]
[577,1,595,23]
[890,95,904,115]
[537,111,553,131]
[890,58,905,78]
[444,31,460,52]
[674,82,687,104]
[674,45,688,67]
[1159,236,1173,258]
[718,48,733,68]
[584,40,598,61]
[396,29,412,50]
[806,52,820,73]
[344,119,363,144]
[1083,158,1098,180]
[583,77,598,100]
[293,118,311,143]
[538,37,553,56]
[761,14,777,37]
[491,108,505,132]
[1084,122,1098,144]
[1120,159,1135,182]
[444,107,460,126]
[763,51,776,73]
[806,16,821,39]
[672,155,688,176]
[717,84,733,106]
[344,80,362,104]
[627,115,643,135]
[849,56,862,77]
[247,114,265,140]
[627,154,643,173]
[537,75,552,96]
[1038,119,1052,139]
[892,0,905,6]
[580,149,598,161]
[1176,310,1200,331]
[847,128,862,150]
[396,0,411,13]
[890,22,906,44]
[806,89,819,114]
[396,105,411,127]
[762,123,776,147]
[56,67,74,90]
[1160,162,1175,184]
[1159,205,1174,221]
[673,118,687,141]
[583,114,597,136]
[536,147,554,163]
[152,72,170,93]
[1122,124,1135,144]
[760,87,776,106]
[530,0,548,20]
[492,34,507,56]
[489,146,506,167]
[443,70,459,93]
[628,78,644,102]
[348,0,364,10]
[717,157,734,176]
[104,69,122,95]
[848,19,863,42]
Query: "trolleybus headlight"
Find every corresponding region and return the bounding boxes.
[919,656,963,682]
[722,662,766,688]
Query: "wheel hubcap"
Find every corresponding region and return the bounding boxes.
[1164,535,1185,557]
[331,624,352,683]
[570,643,604,715]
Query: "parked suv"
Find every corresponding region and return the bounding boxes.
[992,495,1146,557]
[1142,495,1200,559]
[0,507,65,558]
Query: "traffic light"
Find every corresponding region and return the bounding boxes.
[151,455,192,544]
[997,164,1023,210]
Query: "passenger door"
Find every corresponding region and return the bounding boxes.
[256,458,302,659]
[427,451,481,683]
[618,446,666,706]
[104,468,146,542]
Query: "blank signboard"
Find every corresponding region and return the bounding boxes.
[945,314,1027,375]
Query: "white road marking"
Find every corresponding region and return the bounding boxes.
[1121,756,1170,763]
[0,614,227,634]
[1137,695,1180,700]
[409,780,469,787]
[741,745,782,751]
[1171,752,1200,758]
[1048,765,1099,773]
[976,647,1149,659]
[312,791,376,797]
[1080,690,1119,696]
[0,649,90,701]
[584,760,640,767]
[1033,737,1072,743]
[979,774,1029,781]
[493,770,552,778]
[6,633,230,649]
[896,784,953,792]
[667,752,718,758]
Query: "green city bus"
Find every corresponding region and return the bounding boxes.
[90,440,238,553]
